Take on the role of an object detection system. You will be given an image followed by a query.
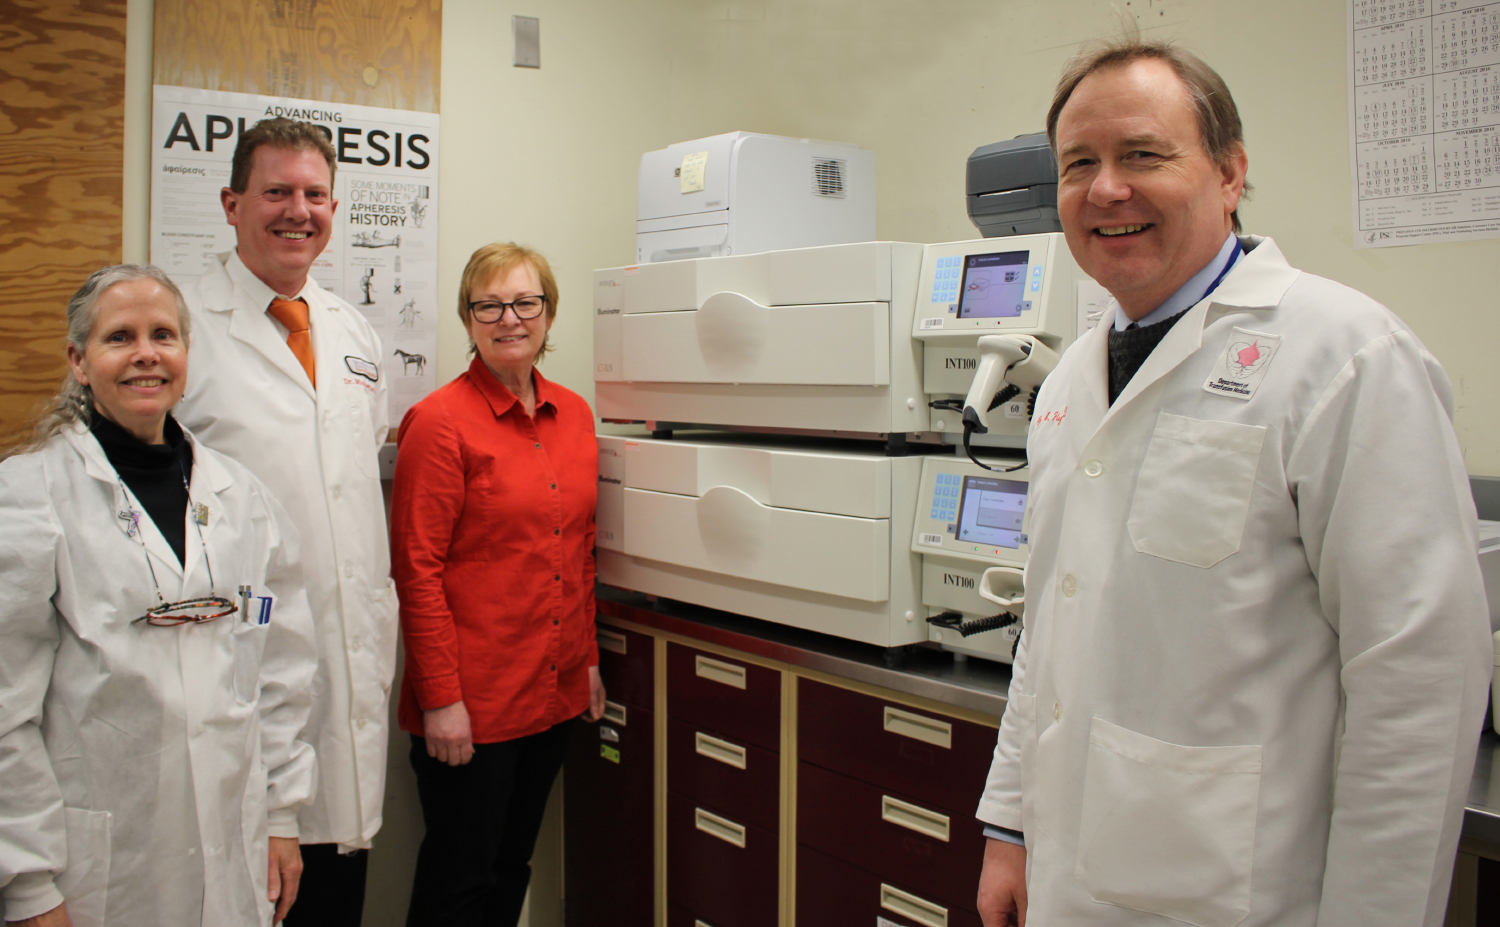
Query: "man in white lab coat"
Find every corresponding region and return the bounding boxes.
[176,118,398,926]
[974,38,1492,927]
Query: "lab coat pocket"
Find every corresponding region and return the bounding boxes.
[1075,718,1261,927]
[56,807,111,927]
[1127,412,1266,568]
[233,621,271,704]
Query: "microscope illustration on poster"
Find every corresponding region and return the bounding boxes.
[149,85,440,423]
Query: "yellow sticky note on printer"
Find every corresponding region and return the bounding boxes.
[680,151,708,194]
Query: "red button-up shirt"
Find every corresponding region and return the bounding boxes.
[392,358,599,743]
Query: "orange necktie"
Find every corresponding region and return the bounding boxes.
[267,298,316,385]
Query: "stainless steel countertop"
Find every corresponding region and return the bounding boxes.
[597,589,1500,844]
[596,588,1012,718]
[1467,732,1499,845]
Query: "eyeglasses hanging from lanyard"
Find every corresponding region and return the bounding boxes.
[120,461,239,626]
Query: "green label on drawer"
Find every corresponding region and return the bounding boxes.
[600,744,621,764]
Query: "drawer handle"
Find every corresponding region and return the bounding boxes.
[881,795,950,842]
[598,630,627,654]
[880,883,947,927]
[883,706,952,750]
[602,701,627,726]
[694,655,747,690]
[694,732,748,770]
[693,807,747,848]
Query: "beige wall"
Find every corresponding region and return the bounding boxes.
[119,1,1500,925]
[425,0,1500,475]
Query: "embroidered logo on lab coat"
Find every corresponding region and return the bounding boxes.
[1204,328,1281,401]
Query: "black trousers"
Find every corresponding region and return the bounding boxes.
[283,843,369,927]
[405,719,575,927]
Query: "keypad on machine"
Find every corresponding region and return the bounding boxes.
[930,473,960,522]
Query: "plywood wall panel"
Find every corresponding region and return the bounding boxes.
[0,0,127,442]
[153,0,441,113]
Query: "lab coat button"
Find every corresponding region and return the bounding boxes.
[1053,702,1061,721]
[1084,459,1103,477]
[357,718,367,729]
[1062,575,1077,596]
[344,564,355,578]
[332,485,342,500]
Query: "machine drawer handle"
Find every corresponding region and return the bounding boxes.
[883,706,952,749]
[694,655,747,690]
[694,807,747,848]
[881,795,950,842]
[880,884,948,927]
[602,701,627,726]
[694,732,748,770]
[598,629,627,654]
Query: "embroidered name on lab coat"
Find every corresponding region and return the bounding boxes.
[1204,328,1281,401]
[344,356,379,381]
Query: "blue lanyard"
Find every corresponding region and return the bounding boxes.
[1197,238,1243,306]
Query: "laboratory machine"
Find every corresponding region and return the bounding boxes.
[595,233,1090,449]
[636,132,876,264]
[596,133,1088,662]
[597,433,1033,662]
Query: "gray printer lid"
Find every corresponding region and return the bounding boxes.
[966,133,1057,196]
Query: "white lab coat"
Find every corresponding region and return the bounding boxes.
[977,237,1492,927]
[0,424,316,927]
[176,252,398,850]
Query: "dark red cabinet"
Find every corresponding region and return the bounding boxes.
[667,644,782,753]
[564,622,656,927]
[798,678,995,814]
[666,791,779,927]
[798,761,985,913]
[666,717,780,834]
[796,843,983,927]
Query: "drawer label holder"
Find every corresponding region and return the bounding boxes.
[880,884,947,927]
[695,731,749,770]
[880,795,950,842]
[693,807,747,848]
[883,706,953,750]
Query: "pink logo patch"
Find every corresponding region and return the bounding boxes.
[1227,339,1270,377]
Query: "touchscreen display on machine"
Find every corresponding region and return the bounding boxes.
[955,476,1028,548]
[957,250,1030,319]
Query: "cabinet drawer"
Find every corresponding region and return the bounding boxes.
[666,791,778,927]
[667,717,779,834]
[796,843,982,927]
[667,644,782,752]
[798,678,994,812]
[595,621,655,711]
[798,762,983,913]
[564,707,654,927]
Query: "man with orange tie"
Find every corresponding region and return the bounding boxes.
[177,118,398,927]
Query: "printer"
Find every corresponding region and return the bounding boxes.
[965,133,1061,238]
[636,132,876,264]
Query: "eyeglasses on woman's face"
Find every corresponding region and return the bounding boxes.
[468,295,547,323]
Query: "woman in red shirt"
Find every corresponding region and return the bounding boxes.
[391,242,605,927]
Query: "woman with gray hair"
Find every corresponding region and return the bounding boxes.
[0,266,318,927]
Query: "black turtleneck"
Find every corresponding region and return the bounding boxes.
[1106,307,1192,405]
[91,413,194,565]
